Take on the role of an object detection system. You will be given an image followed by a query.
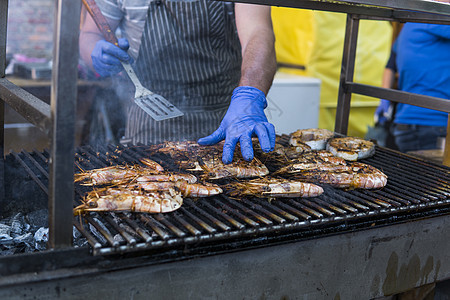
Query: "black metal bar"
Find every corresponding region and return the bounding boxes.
[118,213,153,243]
[337,0,450,15]
[335,14,359,135]
[0,0,6,210]
[102,214,137,245]
[223,0,394,17]
[392,10,450,24]
[212,197,260,227]
[23,151,49,178]
[139,215,171,240]
[179,206,217,234]
[73,221,102,250]
[48,0,81,249]
[221,0,450,23]
[0,78,52,135]
[321,195,359,214]
[445,117,450,167]
[347,83,450,113]
[85,215,118,247]
[12,152,49,195]
[226,196,275,225]
[172,213,202,236]
[153,214,187,238]
[254,199,299,222]
[0,0,4,208]
[184,199,231,231]
[276,200,312,220]
[202,200,245,229]
[0,0,6,78]
[358,10,450,25]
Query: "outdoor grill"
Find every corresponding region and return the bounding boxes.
[0,142,449,298]
[1,0,450,299]
[4,140,450,257]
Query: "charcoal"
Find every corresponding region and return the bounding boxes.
[26,209,48,228]
[10,213,30,236]
[0,223,11,236]
[0,233,13,245]
[3,154,47,217]
[34,227,48,251]
[0,247,16,256]
[0,223,14,251]
[14,232,33,243]
[73,226,82,239]
[13,242,31,254]
[89,222,107,245]
[73,227,88,248]
[14,232,34,252]
[113,233,125,243]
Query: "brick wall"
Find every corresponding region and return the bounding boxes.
[7,0,54,59]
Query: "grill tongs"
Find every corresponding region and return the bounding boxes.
[82,0,184,121]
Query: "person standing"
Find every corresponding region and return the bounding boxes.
[375,22,450,152]
[79,1,277,164]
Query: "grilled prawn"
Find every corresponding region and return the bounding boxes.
[273,150,348,175]
[74,187,183,215]
[126,180,222,197]
[136,173,197,184]
[147,140,270,179]
[223,177,323,198]
[175,180,223,197]
[199,156,269,180]
[75,158,164,185]
[290,162,387,189]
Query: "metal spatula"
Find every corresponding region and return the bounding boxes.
[82,0,184,121]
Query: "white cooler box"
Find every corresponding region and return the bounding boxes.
[265,73,321,135]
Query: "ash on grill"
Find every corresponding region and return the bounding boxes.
[0,211,88,255]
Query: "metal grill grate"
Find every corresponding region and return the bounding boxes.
[11,143,450,255]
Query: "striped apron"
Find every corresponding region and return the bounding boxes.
[124,0,242,145]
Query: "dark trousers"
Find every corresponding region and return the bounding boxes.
[392,124,446,152]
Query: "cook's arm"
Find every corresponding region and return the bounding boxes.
[235,3,277,94]
[198,4,277,164]
[79,13,129,77]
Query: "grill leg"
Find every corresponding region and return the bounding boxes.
[0,0,7,211]
[443,115,450,167]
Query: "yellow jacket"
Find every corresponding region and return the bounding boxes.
[272,8,392,137]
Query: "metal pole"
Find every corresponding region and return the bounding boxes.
[443,115,450,167]
[0,0,8,208]
[48,0,81,248]
[335,14,359,135]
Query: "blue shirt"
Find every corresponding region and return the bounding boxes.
[393,23,450,126]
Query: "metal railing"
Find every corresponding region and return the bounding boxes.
[222,0,450,165]
[0,0,81,248]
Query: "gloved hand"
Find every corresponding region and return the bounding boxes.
[198,86,276,164]
[374,99,392,125]
[91,38,132,77]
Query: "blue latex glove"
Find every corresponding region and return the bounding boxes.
[198,86,276,164]
[374,99,392,125]
[91,38,132,77]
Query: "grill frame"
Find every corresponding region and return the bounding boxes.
[74,144,450,256]
[1,0,450,249]
[1,1,450,298]
[9,143,449,257]
[1,208,449,299]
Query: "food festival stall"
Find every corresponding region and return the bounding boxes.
[0,0,449,298]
